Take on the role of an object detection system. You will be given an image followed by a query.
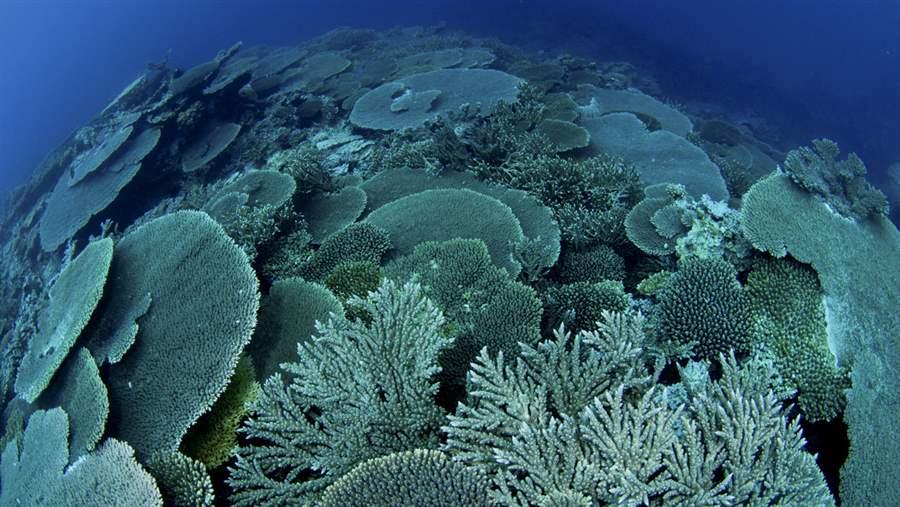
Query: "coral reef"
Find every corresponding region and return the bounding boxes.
[0,27,887,506]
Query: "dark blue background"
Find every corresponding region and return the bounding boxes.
[2,0,898,196]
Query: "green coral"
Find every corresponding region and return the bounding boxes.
[324,261,383,322]
[557,244,626,283]
[145,451,215,507]
[298,223,391,282]
[658,258,753,358]
[544,281,630,334]
[636,271,673,297]
[385,239,542,387]
[248,278,344,381]
[324,261,383,300]
[228,281,452,506]
[746,258,848,422]
[181,356,260,469]
[319,449,490,507]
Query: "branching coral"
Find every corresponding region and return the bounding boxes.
[478,152,642,246]
[444,335,834,506]
[784,138,888,220]
[228,281,452,506]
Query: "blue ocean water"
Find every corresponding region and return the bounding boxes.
[1,0,899,198]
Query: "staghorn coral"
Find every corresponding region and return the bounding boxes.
[228,281,452,506]
[385,239,542,388]
[444,330,833,506]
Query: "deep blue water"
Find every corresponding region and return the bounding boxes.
[2,0,899,198]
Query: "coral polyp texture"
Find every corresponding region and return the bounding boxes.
[0,408,162,506]
[15,237,113,403]
[320,449,490,507]
[100,211,260,458]
[658,257,754,358]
